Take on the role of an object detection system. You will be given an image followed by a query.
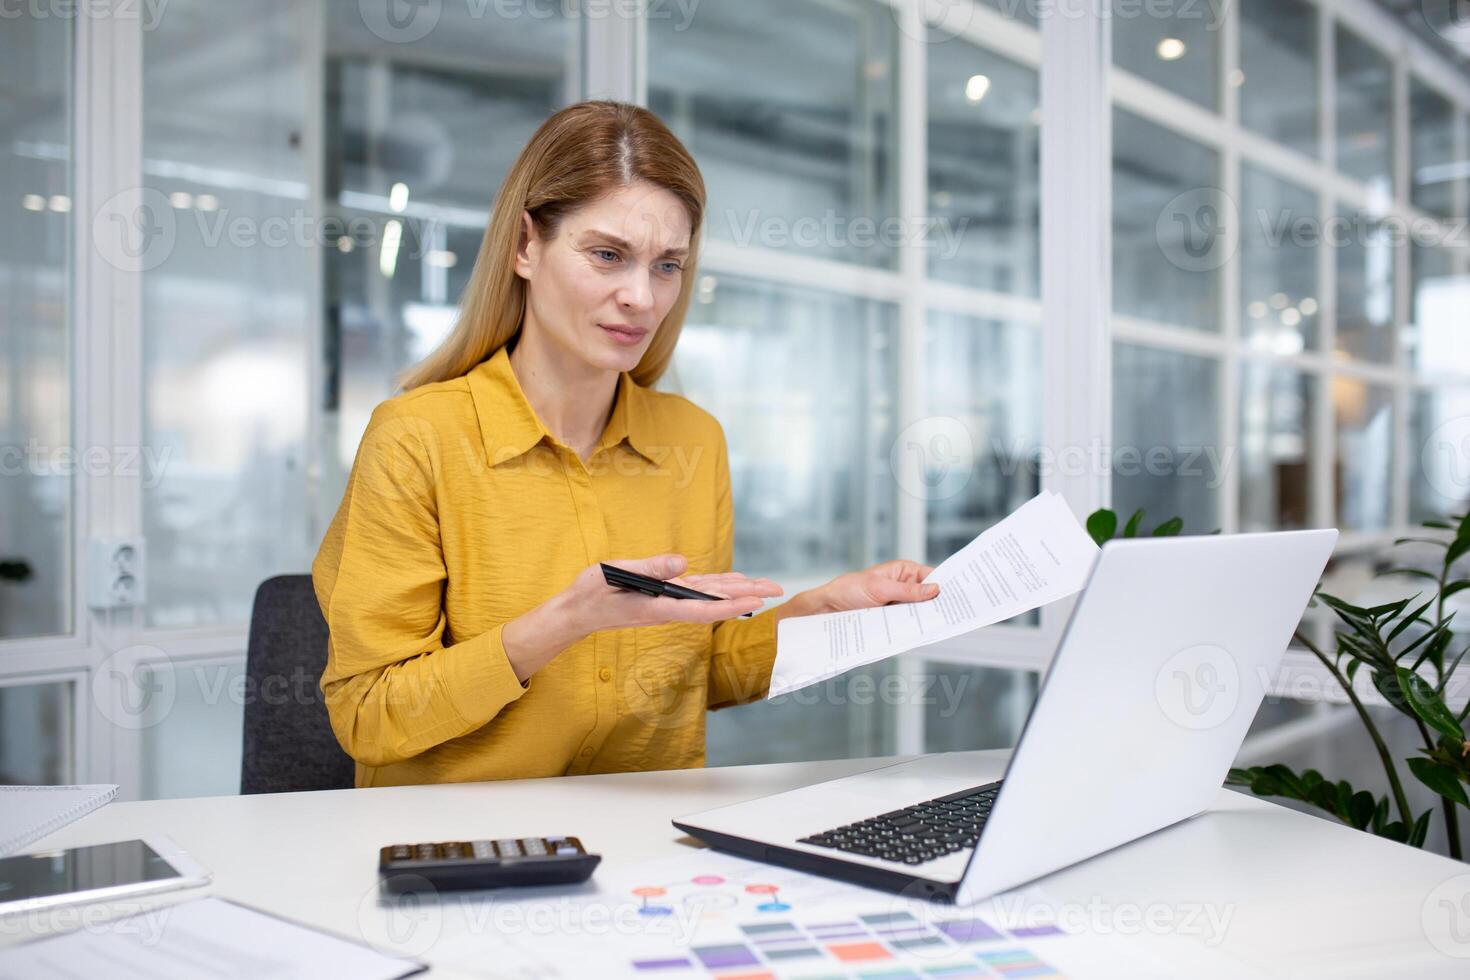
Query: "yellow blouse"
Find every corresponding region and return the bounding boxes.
[312,344,779,788]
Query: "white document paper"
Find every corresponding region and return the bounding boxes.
[769,492,1099,698]
[0,896,425,980]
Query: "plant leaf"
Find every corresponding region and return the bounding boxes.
[1409,808,1434,848]
[1396,668,1467,740]
[1122,509,1145,538]
[1386,567,1441,581]
[1373,669,1414,716]
[1086,509,1117,546]
[1151,517,1184,537]
[1315,592,1367,615]
[1224,767,1253,787]
[1408,757,1470,806]
[1349,790,1376,830]
[1409,627,1455,675]
[1370,794,1389,831]
[1443,581,1470,600]
[1447,536,1470,569]
[1367,597,1412,620]
[1386,597,1435,646]
[1441,645,1470,696]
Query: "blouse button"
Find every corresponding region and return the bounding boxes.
[598,667,612,682]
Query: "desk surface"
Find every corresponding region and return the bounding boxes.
[6,750,1469,978]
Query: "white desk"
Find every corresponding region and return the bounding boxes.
[4,750,1468,977]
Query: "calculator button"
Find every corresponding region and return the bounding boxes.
[495,839,522,857]
[555,845,578,855]
[390,845,411,860]
[521,839,547,855]
[472,841,495,859]
[415,844,436,860]
[441,843,464,859]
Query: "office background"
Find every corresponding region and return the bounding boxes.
[1,0,1468,848]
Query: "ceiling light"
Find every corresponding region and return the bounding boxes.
[380,219,403,278]
[389,182,410,213]
[1156,38,1186,61]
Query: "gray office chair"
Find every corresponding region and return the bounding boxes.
[240,575,356,794]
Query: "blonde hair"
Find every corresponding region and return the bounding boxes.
[398,101,707,391]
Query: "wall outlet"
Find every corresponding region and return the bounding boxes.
[88,536,147,610]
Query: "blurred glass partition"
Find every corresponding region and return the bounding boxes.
[0,13,72,640]
[647,0,899,269]
[141,1,313,627]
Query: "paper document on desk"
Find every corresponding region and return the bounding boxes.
[431,848,1217,979]
[769,491,1099,698]
[0,895,425,980]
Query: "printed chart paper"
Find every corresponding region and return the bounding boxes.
[430,848,1236,979]
[769,492,1099,698]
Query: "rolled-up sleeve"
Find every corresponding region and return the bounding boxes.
[707,425,780,710]
[313,407,531,767]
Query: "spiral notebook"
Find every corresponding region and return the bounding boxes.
[0,784,119,857]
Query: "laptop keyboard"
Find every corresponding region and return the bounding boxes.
[797,781,1001,866]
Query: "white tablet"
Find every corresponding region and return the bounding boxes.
[0,836,211,916]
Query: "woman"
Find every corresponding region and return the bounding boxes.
[313,101,940,788]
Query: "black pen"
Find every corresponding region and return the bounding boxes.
[600,563,755,617]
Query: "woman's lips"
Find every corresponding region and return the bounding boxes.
[600,323,648,345]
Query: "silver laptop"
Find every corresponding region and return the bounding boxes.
[674,529,1338,906]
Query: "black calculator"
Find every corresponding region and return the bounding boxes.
[378,836,600,893]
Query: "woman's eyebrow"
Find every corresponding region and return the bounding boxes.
[580,229,689,258]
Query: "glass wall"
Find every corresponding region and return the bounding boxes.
[0,14,72,641]
[1239,0,1318,160]
[648,0,898,269]
[1113,109,1221,333]
[141,1,313,628]
[6,0,1469,795]
[0,682,74,785]
[1112,1,1470,539]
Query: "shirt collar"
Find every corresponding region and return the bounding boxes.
[466,343,659,466]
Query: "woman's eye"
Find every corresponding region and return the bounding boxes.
[592,248,619,263]
[656,261,682,275]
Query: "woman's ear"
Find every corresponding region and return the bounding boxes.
[513,210,538,281]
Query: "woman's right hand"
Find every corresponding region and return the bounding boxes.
[502,554,783,684]
[566,553,783,635]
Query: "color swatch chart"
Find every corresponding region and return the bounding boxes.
[618,861,1069,979]
[435,850,1177,980]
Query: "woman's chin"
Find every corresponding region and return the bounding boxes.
[589,334,650,371]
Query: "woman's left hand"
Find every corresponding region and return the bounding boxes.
[814,559,939,613]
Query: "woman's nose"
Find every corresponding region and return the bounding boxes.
[617,266,655,312]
